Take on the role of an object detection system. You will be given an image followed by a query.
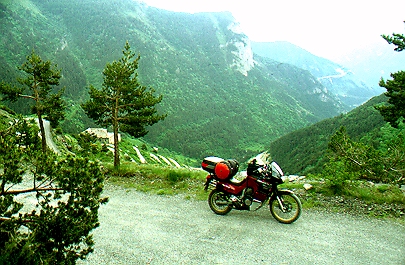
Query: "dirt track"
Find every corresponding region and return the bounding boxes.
[79,185,405,265]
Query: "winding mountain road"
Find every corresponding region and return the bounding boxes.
[79,186,405,265]
[35,118,60,154]
[317,68,347,82]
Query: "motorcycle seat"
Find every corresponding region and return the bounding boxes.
[228,177,245,185]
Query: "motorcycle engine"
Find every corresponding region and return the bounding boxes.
[242,188,254,206]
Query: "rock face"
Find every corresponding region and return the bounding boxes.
[227,22,254,76]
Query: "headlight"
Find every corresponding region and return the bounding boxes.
[271,161,284,178]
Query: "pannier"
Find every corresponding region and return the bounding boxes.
[201,156,223,173]
[202,157,239,180]
[225,159,239,178]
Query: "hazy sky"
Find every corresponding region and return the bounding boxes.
[139,0,405,62]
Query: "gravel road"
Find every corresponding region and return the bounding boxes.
[79,185,405,265]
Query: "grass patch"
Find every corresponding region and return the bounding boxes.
[104,164,405,219]
[294,179,405,220]
[281,182,304,190]
[343,182,405,205]
[106,162,208,198]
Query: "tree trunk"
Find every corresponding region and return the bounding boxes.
[38,113,47,153]
[113,121,120,168]
[113,97,120,168]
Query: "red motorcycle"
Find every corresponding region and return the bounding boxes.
[202,155,302,224]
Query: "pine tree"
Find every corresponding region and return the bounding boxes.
[377,71,405,128]
[0,50,66,152]
[82,42,166,168]
[326,126,404,186]
[376,21,405,128]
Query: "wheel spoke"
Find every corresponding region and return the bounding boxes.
[208,189,232,215]
[270,192,302,224]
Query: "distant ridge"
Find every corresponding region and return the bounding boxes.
[252,41,383,108]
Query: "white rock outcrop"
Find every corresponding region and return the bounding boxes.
[227,22,254,76]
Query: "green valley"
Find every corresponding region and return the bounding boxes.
[1,0,346,162]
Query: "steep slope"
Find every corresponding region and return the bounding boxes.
[0,0,344,161]
[268,95,387,175]
[252,41,383,108]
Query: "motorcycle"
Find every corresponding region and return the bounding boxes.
[202,154,302,224]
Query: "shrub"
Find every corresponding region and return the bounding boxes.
[0,118,108,264]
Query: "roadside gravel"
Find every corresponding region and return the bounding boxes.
[79,184,405,265]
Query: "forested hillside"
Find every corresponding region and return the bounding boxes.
[268,94,387,175]
[1,0,349,161]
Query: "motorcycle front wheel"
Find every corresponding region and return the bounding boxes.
[208,189,232,215]
[269,191,302,224]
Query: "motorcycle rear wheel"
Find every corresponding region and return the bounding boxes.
[208,189,232,215]
[269,191,302,224]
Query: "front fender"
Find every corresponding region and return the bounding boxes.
[270,189,295,200]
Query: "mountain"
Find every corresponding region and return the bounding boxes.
[0,0,348,162]
[267,94,387,175]
[251,41,383,108]
[336,42,405,89]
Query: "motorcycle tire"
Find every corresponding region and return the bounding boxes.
[269,191,302,224]
[208,189,232,215]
